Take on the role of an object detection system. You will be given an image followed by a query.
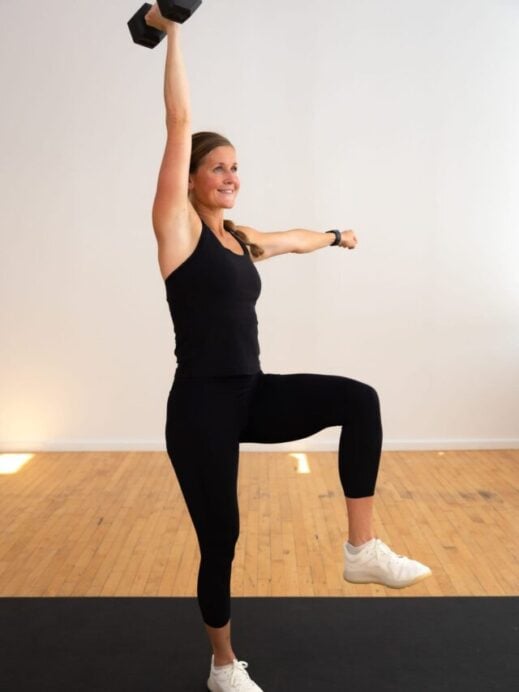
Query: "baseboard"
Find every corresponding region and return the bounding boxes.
[1,437,518,453]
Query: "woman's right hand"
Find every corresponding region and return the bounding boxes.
[145,4,174,33]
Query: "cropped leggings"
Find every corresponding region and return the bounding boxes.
[165,371,382,628]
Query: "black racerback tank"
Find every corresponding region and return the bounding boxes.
[165,221,262,378]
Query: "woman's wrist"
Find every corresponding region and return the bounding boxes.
[325,229,342,246]
[166,20,180,35]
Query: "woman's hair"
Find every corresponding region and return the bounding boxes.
[190,131,264,258]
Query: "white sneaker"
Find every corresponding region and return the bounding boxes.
[207,655,263,692]
[343,538,432,588]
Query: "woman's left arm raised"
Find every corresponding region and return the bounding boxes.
[237,226,358,262]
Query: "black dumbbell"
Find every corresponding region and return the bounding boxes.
[128,1,202,49]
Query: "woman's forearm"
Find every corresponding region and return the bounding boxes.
[291,229,337,253]
[164,23,191,123]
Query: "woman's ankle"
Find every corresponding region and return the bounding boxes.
[205,621,234,667]
[348,534,375,547]
[213,653,236,667]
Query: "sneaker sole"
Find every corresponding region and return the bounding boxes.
[343,568,432,589]
[208,675,262,691]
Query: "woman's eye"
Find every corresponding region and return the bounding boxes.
[214,165,238,173]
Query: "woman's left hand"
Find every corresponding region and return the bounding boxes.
[340,230,358,249]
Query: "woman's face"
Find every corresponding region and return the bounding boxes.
[189,146,240,209]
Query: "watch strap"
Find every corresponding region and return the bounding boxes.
[325,229,341,246]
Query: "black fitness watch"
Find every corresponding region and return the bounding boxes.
[326,229,342,246]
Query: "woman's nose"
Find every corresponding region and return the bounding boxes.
[225,171,238,184]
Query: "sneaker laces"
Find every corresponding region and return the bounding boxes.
[372,539,407,566]
[230,660,252,688]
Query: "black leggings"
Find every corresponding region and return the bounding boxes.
[165,371,382,628]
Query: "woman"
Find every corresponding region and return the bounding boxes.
[145,6,431,692]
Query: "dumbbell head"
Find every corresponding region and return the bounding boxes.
[157,0,202,24]
[128,4,166,49]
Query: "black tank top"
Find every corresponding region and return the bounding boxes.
[165,222,262,378]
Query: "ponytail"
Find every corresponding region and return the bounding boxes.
[223,219,264,259]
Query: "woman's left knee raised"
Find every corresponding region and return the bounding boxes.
[354,382,381,419]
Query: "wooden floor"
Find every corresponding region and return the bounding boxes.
[0,450,517,597]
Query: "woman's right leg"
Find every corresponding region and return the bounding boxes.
[165,376,244,664]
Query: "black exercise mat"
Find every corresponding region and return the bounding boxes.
[0,597,517,691]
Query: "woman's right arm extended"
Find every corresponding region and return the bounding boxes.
[146,6,198,278]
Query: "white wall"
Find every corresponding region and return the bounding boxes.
[1,0,518,451]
